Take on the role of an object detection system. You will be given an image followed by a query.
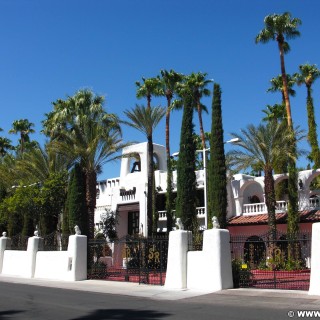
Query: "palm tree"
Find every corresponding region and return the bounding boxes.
[267,74,297,104]
[135,77,162,109]
[123,105,165,236]
[159,69,184,232]
[256,12,302,240]
[228,122,299,241]
[296,64,320,168]
[9,119,35,154]
[262,104,286,123]
[43,89,124,239]
[256,12,301,128]
[14,143,68,183]
[181,72,212,149]
[0,137,14,157]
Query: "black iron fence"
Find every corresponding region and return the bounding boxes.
[87,235,169,285]
[230,231,311,291]
[7,232,69,251]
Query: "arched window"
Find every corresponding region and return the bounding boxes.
[129,153,141,173]
[249,195,261,204]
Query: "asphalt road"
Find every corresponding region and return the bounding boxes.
[0,281,320,320]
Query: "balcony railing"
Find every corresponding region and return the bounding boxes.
[158,207,206,221]
[243,199,320,215]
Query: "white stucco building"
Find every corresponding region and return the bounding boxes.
[95,142,320,238]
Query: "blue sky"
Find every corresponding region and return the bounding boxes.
[1,0,320,179]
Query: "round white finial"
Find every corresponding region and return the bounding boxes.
[212,216,220,229]
[74,225,81,235]
[2,231,7,237]
[34,230,39,237]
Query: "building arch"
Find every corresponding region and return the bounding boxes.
[240,180,264,205]
[244,235,266,269]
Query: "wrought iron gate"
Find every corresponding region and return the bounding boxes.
[88,236,168,285]
[230,231,311,291]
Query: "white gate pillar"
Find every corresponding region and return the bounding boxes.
[309,222,320,295]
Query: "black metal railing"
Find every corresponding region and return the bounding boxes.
[87,236,169,285]
[230,231,312,290]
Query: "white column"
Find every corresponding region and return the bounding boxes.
[27,236,42,278]
[309,222,320,295]
[67,235,87,281]
[164,230,190,289]
[0,234,9,273]
[187,228,233,291]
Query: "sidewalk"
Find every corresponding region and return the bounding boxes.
[1,274,318,301]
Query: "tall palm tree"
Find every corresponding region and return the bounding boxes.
[228,122,300,241]
[43,89,124,239]
[256,12,301,128]
[296,64,320,168]
[9,119,35,154]
[181,72,212,149]
[123,105,165,236]
[256,12,302,240]
[159,69,184,232]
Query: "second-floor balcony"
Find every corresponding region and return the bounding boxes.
[243,198,320,215]
[158,207,206,221]
[157,198,320,222]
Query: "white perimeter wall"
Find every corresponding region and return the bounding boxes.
[0,235,87,281]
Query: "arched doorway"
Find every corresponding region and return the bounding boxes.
[244,236,266,269]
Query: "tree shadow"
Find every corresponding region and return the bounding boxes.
[70,308,171,320]
[0,310,25,319]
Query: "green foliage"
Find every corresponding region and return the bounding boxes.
[66,164,87,236]
[4,185,40,237]
[232,259,252,288]
[175,95,197,231]
[38,171,68,235]
[287,157,299,240]
[207,83,227,228]
[43,89,124,240]
[101,209,118,241]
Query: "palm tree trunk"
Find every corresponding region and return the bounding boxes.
[85,170,97,240]
[278,42,292,128]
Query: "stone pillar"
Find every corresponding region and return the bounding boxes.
[26,236,42,278]
[67,235,87,281]
[187,228,233,291]
[309,222,320,295]
[164,230,190,289]
[0,233,10,273]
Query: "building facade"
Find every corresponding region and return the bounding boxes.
[95,142,320,238]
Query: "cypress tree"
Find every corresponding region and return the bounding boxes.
[175,95,197,231]
[66,163,88,236]
[207,83,227,229]
[165,160,174,233]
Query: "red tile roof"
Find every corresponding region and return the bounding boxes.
[227,210,320,226]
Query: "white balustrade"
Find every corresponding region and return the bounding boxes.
[243,200,288,214]
[243,203,267,214]
[157,208,205,221]
[309,197,320,209]
[196,207,205,217]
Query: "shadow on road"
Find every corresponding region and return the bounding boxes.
[70,309,171,320]
[0,310,25,319]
